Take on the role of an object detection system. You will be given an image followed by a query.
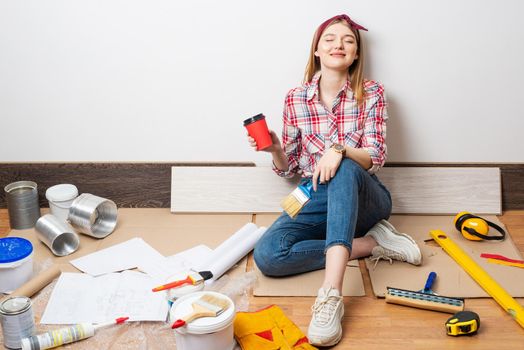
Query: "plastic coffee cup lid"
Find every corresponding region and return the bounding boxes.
[0,237,33,263]
[46,184,79,202]
[243,113,265,126]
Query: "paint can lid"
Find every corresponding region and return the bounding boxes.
[0,296,32,314]
[46,184,79,202]
[170,291,235,335]
[0,237,33,263]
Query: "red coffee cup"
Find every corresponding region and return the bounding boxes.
[244,113,272,151]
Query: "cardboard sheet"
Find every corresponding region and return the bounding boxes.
[99,209,252,254]
[8,231,101,270]
[99,209,252,277]
[7,209,253,279]
[366,215,524,298]
[254,264,365,297]
[252,214,365,296]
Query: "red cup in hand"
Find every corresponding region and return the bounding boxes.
[244,113,272,151]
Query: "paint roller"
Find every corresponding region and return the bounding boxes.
[385,272,465,313]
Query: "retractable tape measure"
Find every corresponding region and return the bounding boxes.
[454,212,506,241]
[445,311,480,336]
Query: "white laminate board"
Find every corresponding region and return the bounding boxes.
[171,167,299,213]
[379,167,501,214]
[171,167,501,214]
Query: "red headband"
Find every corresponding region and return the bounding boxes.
[316,14,368,36]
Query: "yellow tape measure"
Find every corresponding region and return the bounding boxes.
[446,311,480,336]
[430,230,524,329]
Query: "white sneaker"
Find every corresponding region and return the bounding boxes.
[307,287,344,347]
[366,220,422,267]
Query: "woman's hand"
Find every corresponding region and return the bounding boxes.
[312,148,344,191]
[247,130,282,153]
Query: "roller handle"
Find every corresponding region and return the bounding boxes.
[423,272,437,293]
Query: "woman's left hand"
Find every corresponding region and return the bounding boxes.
[312,149,344,191]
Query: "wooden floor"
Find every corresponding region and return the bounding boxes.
[1,210,523,349]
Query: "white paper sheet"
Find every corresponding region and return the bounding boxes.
[70,238,164,276]
[197,223,266,281]
[138,244,213,283]
[40,271,169,324]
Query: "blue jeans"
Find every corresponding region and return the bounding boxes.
[254,159,392,276]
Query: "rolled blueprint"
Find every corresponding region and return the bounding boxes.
[197,223,266,281]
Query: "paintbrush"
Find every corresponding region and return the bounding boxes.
[280,180,313,219]
[385,272,465,313]
[151,271,213,292]
[171,293,231,329]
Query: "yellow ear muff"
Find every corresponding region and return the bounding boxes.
[453,212,506,241]
[453,211,470,230]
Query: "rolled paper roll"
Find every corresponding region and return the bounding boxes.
[9,265,61,298]
[197,224,267,281]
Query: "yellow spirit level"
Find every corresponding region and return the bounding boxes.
[430,230,524,328]
[446,311,480,336]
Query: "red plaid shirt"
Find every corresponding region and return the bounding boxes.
[273,73,388,178]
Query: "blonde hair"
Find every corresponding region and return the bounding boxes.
[304,19,365,104]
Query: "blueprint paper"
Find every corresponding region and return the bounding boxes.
[40,271,169,324]
[70,238,164,276]
[138,244,213,283]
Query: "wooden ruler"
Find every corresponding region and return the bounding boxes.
[430,230,524,329]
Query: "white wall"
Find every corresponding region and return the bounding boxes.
[1,0,523,163]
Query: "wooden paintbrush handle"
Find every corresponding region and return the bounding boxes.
[171,304,217,328]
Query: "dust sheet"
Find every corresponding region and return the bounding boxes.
[366,215,524,298]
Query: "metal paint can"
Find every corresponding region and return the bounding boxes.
[0,296,36,349]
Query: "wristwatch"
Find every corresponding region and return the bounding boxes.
[330,143,346,157]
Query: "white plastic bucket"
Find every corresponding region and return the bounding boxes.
[169,291,236,350]
[0,237,34,293]
[45,184,78,222]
